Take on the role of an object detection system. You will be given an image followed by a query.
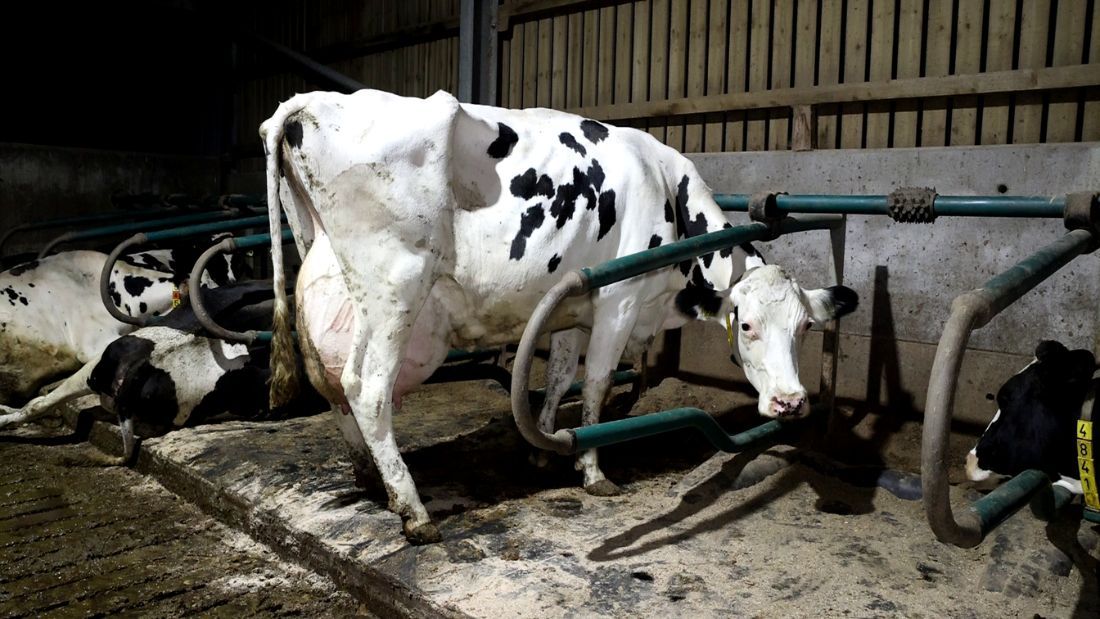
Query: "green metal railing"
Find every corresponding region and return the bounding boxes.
[573,407,788,453]
[38,210,246,258]
[714,193,1065,218]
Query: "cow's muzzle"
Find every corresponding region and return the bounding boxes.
[768,393,808,418]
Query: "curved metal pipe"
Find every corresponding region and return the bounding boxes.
[509,270,587,454]
[921,228,1094,547]
[190,237,261,344]
[99,233,151,327]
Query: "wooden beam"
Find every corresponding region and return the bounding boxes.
[566,64,1100,122]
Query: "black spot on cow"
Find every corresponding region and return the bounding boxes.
[580,119,609,143]
[136,252,169,272]
[123,275,153,298]
[674,285,723,319]
[18,296,27,306]
[509,205,546,260]
[108,281,122,308]
[27,283,34,288]
[597,190,617,240]
[8,260,39,276]
[1,287,27,307]
[548,254,562,273]
[190,365,270,426]
[587,160,605,193]
[559,132,587,156]
[204,254,232,288]
[139,302,148,314]
[285,119,303,149]
[549,166,597,228]
[690,265,714,289]
[826,286,859,317]
[675,175,710,239]
[648,235,663,249]
[487,123,519,158]
[510,168,555,201]
[664,200,675,223]
[90,335,181,429]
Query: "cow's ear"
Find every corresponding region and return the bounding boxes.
[1035,340,1067,361]
[804,285,859,322]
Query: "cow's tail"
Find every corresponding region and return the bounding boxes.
[262,101,304,409]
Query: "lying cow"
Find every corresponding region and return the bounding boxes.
[967,340,1097,494]
[0,281,325,463]
[262,89,858,543]
[0,239,244,405]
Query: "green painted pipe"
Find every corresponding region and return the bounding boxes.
[444,349,499,364]
[38,210,242,257]
[141,215,278,242]
[581,214,842,290]
[714,194,1064,218]
[970,469,1051,536]
[229,229,293,250]
[573,406,786,453]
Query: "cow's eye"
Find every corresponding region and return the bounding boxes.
[740,322,751,332]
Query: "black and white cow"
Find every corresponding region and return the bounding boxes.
[0,281,325,463]
[0,240,245,405]
[261,89,857,542]
[967,340,1097,494]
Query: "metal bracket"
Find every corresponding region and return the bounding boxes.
[1063,192,1100,253]
[747,191,787,240]
[887,187,937,223]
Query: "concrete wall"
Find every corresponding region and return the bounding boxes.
[680,143,1100,425]
[0,143,221,255]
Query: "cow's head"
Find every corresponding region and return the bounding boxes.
[965,340,1095,483]
[729,265,858,418]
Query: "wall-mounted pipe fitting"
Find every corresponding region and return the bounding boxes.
[921,228,1095,548]
[1063,191,1100,252]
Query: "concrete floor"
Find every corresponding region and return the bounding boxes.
[4,374,1095,618]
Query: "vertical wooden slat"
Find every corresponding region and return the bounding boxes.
[649,0,670,142]
[920,0,953,146]
[567,12,584,108]
[725,0,750,151]
[893,0,923,147]
[615,3,634,105]
[684,0,708,152]
[817,0,843,149]
[865,0,894,148]
[583,8,601,107]
[705,0,729,152]
[632,0,652,104]
[769,0,794,150]
[523,21,538,107]
[538,18,553,107]
[840,0,869,148]
[1047,0,1087,142]
[509,24,523,108]
[746,0,771,150]
[501,34,511,106]
[792,0,817,150]
[552,15,568,109]
[950,1,983,145]
[1012,0,1049,143]
[1083,5,1100,141]
[667,0,689,150]
[980,0,1016,145]
[599,6,616,106]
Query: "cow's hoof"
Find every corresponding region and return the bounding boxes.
[584,479,622,496]
[404,521,442,545]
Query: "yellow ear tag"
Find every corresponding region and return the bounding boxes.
[171,287,182,308]
[725,312,735,350]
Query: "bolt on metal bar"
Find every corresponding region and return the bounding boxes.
[714,194,1065,218]
[921,228,1095,548]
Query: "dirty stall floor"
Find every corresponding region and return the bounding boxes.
[0,425,362,618]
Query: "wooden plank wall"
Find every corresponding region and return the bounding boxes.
[236,0,1097,158]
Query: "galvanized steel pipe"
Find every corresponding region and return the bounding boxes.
[921,229,1095,547]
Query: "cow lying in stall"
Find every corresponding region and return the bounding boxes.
[0,281,325,463]
[967,340,1096,495]
[0,239,245,405]
[262,89,858,543]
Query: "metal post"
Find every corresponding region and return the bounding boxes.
[458,0,498,104]
[818,214,846,417]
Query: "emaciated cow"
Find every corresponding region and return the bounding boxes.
[967,340,1096,494]
[262,89,857,542]
[0,281,325,463]
[0,240,244,405]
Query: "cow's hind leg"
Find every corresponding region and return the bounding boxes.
[0,361,96,430]
[576,305,640,496]
[531,330,581,468]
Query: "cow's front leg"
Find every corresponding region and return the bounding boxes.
[576,304,639,496]
[531,329,581,468]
